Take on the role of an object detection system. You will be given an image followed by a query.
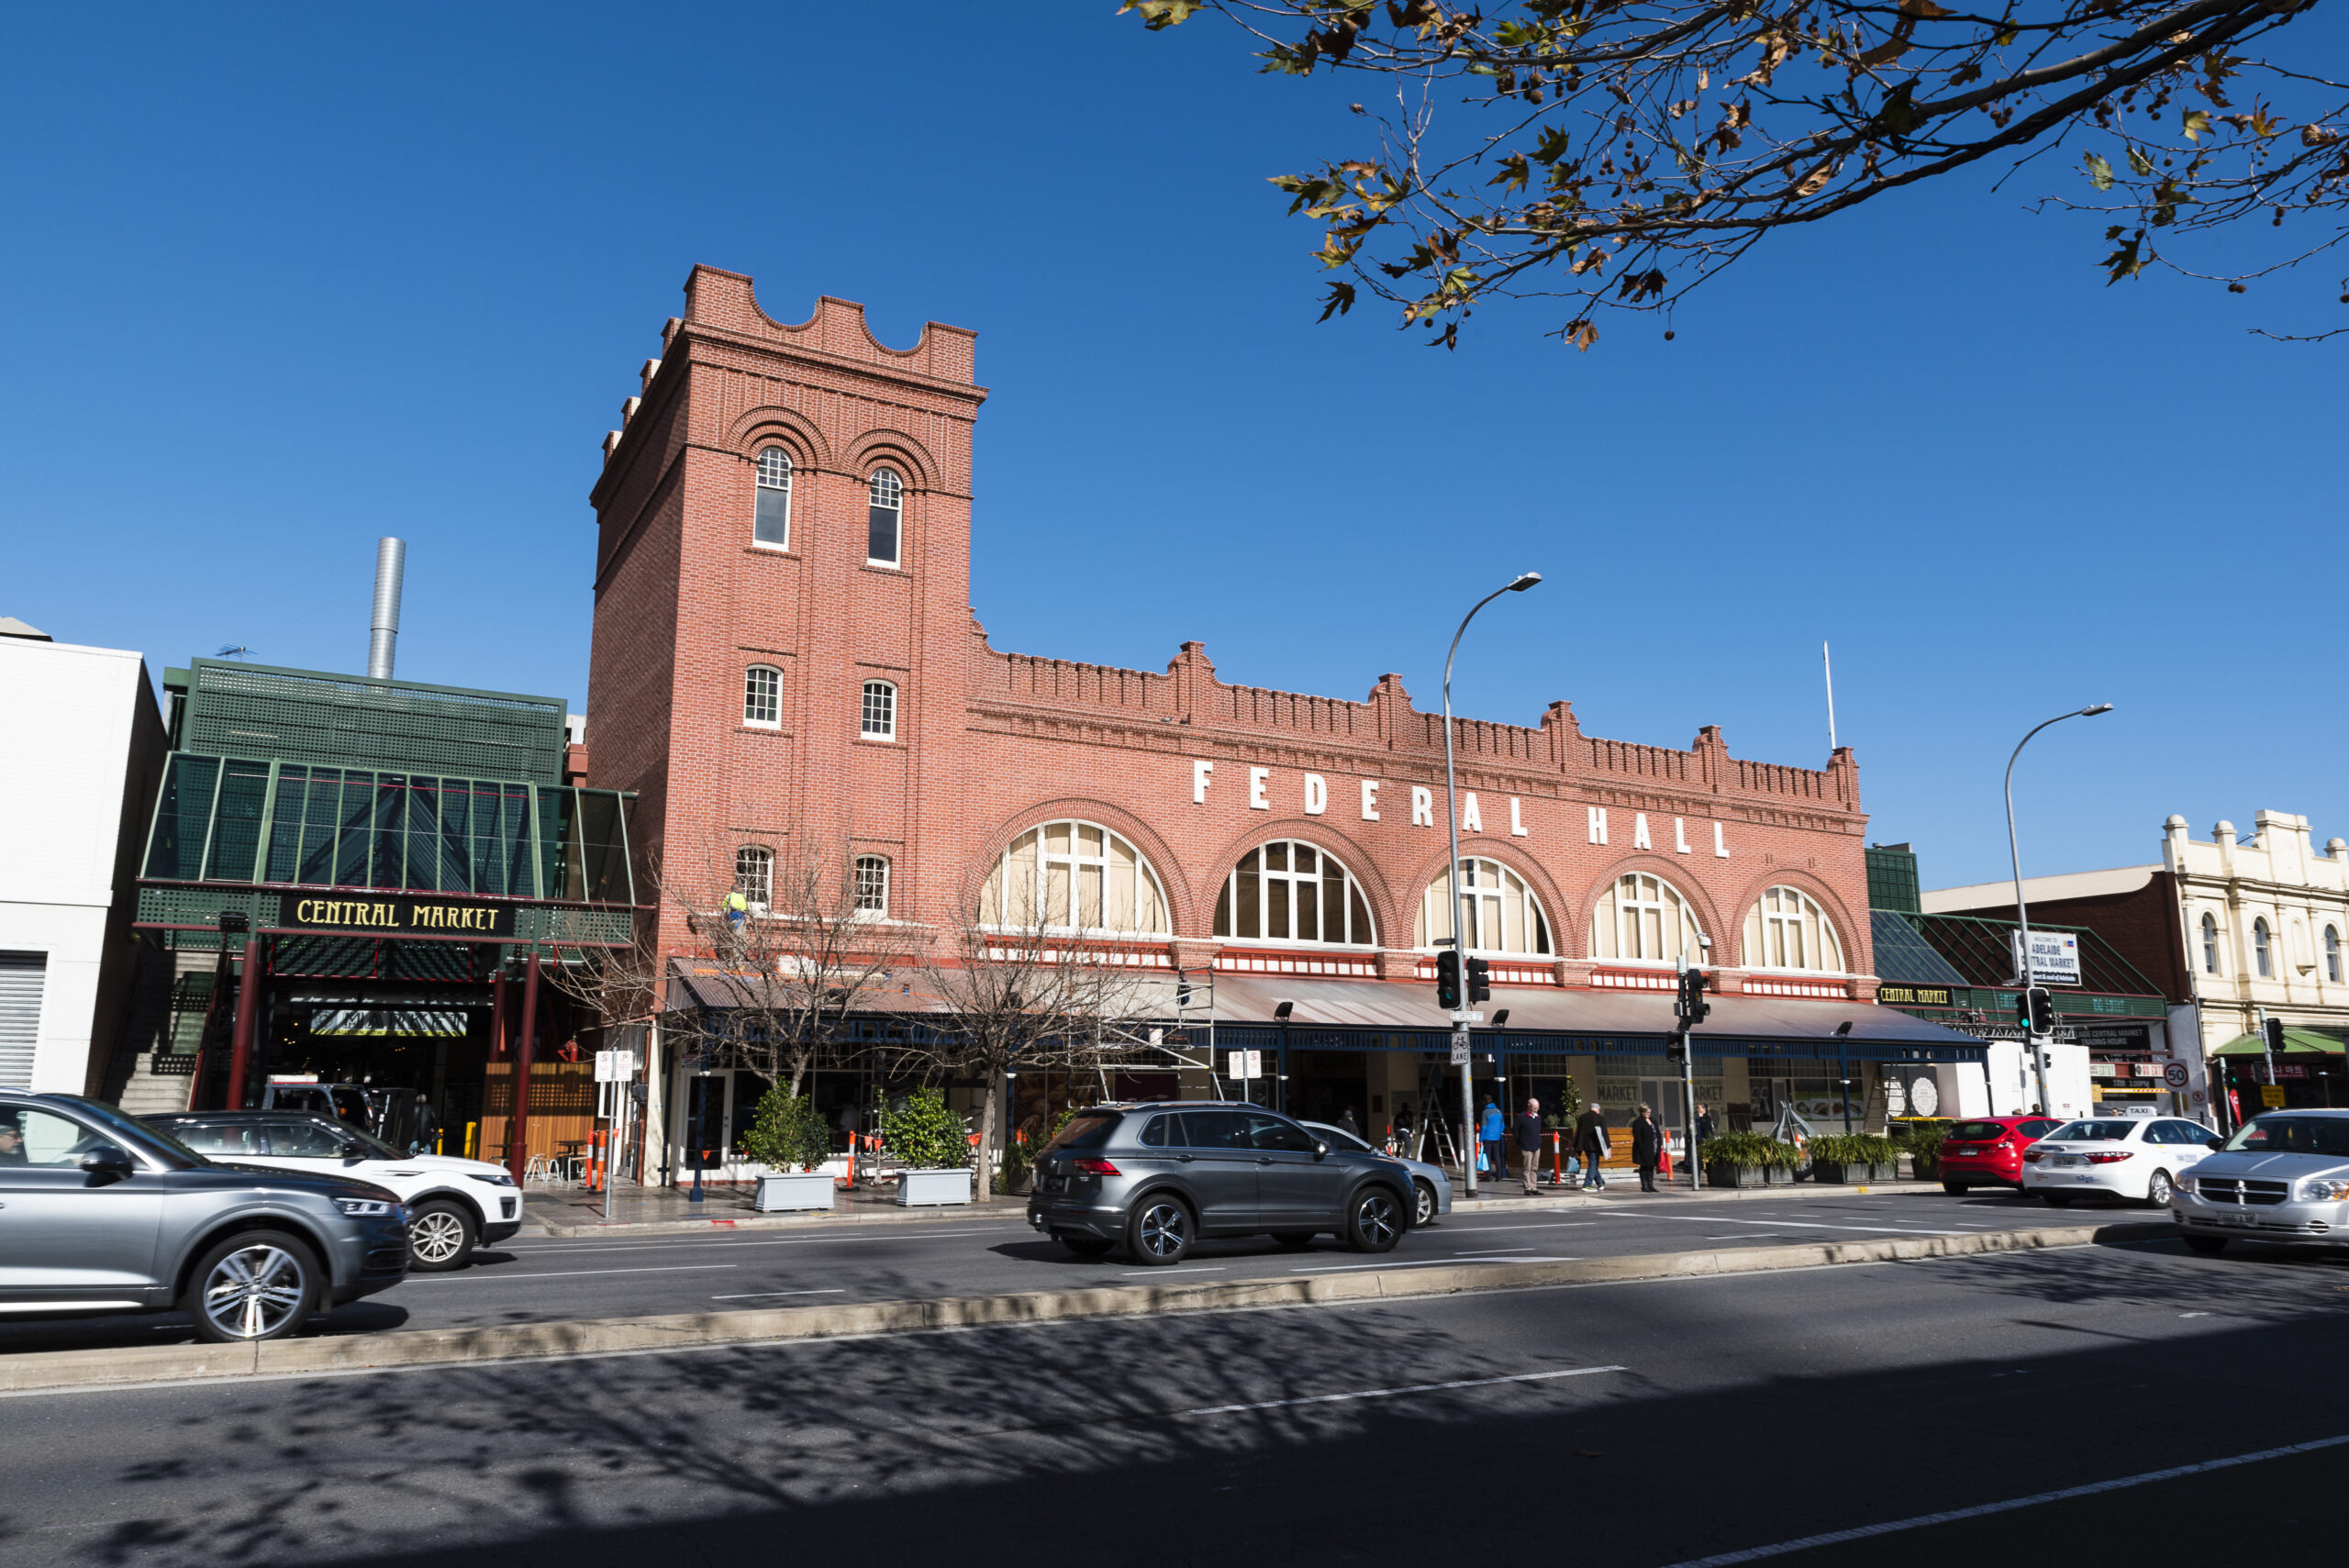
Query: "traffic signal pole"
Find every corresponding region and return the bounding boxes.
[2003,704,2113,1117]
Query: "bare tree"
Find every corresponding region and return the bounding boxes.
[1122,1,2348,346]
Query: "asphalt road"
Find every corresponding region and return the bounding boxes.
[2,1187,2114,1353]
[2,1235,2344,1566]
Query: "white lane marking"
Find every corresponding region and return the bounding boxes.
[417,1264,740,1283]
[1660,1433,2349,1566]
[1119,1265,1227,1276]
[710,1289,848,1300]
[1177,1364,1626,1418]
[1436,1222,1599,1232]
[1591,1212,1961,1237]
[515,1228,1019,1255]
[2179,1311,2211,1318]
[1450,1248,1535,1256]
[1292,1256,1580,1273]
[1709,1234,1783,1240]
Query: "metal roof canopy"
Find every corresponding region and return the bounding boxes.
[2213,1029,2345,1057]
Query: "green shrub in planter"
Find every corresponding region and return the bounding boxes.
[1896,1119,1950,1176]
[881,1088,970,1170]
[737,1086,831,1172]
[1700,1131,1800,1170]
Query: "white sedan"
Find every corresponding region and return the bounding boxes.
[148,1110,524,1270]
[2021,1115,2222,1207]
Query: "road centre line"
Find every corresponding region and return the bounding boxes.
[1436,1222,1599,1232]
[1661,1432,2349,1566]
[1178,1364,1628,1417]
[1119,1266,1227,1276]
[1592,1212,1960,1237]
[710,1289,848,1300]
[1293,1256,1580,1273]
[513,1228,1019,1255]
[1450,1248,1535,1256]
[414,1264,741,1283]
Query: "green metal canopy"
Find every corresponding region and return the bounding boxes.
[2212,1028,2347,1056]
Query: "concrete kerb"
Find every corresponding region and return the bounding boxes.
[0,1220,2172,1396]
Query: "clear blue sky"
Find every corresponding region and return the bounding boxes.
[3,4,2342,890]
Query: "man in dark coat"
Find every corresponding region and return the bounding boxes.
[1515,1098,1544,1195]
[1574,1103,1609,1190]
[1631,1104,1664,1192]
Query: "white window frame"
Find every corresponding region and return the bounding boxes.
[743,665,782,729]
[2201,912,2221,975]
[752,447,792,550]
[860,680,896,741]
[2254,917,2273,978]
[1742,885,1846,974]
[853,855,890,919]
[735,847,774,914]
[866,467,903,569]
[1412,857,1553,956]
[1215,840,1377,948]
[2328,925,2342,984]
[978,820,1172,937]
[1588,873,1706,966]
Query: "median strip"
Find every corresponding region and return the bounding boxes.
[0,1220,2171,1396]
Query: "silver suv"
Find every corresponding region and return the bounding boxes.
[2172,1108,2349,1254]
[0,1092,412,1341]
[1025,1102,1417,1264]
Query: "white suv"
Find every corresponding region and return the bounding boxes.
[146,1111,522,1270]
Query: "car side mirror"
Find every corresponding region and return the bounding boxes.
[80,1146,134,1182]
[340,1140,369,1161]
[2207,1137,2224,1151]
[1312,1141,1329,1160]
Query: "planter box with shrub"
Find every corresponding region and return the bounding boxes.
[896,1168,974,1207]
[1697,1131,1802,1190]
[1705,1162,1769,1189]
[754,1172,836,1212]
[882,1088,974,1208]
[1765,1163,1798,1184]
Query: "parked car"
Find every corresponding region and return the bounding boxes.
[1935,1115,2065,1194]
[1299,1119,1452,1227]
[1026,1101,1417,1264]
[145,1110,520,1271]
[2019,1115,2221,1207]
[2171,1109,2349,1255]
[0,1092,410,1342]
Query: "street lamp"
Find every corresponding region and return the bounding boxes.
[1442,570,1542,1196]
[2005,703,2113,1115]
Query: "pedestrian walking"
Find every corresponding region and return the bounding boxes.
[1632,1103,1663,1192]
[1575,1103,1609,1189]
[1516,1097,1543,1195]
[1478,1098,1505,1187]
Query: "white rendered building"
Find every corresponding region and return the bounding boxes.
[2165,810,2349,1055]
[0,621,167,1092]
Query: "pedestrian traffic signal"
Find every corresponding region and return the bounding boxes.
[1465,955,1492,1005]
[2024,985,2055,1035]
[1434,949,1461,1010]
[1675,968,1711,1027]
[2264,1016,2288,1055]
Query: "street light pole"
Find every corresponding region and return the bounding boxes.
[2004,703,2113,1117]
[1442,570,1542,1198]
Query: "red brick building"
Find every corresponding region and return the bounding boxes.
[586,265,1974,1177]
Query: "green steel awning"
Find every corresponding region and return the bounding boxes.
[2213,1029,2347,1056]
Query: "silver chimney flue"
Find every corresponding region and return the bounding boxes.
[367,537,406,680]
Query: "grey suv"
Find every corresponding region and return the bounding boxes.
[0,1092,412,1342]
[1026,1102,1417,1264]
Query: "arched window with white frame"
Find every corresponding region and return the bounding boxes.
[1588,873,1706,964]
[978,820,1170,935]
[753,447,792,549]
[1413,858,1553,955]
[735,846,773,913]
[867,467,902,567]
[2201,912,2221,975]
[2328,925,2342,984]
[860,680,896,740]
[1742,885,1845,973]
[854,855,890,918]
[2254,917,2273,977]
[743,665,781,728]
[1216,840,1375,946]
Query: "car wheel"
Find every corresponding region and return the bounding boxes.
[1273,1232,1317,1250]
[406,1199,477,1272]
[1346,1187,1404,1254]
[2144,1170,2174,1207]
[1126,1195,1194,1265]
[2043,1192,2072,1207]
[2183,1234,2227,1256]
[183,1230,321,1343]
[1413,1181,1439,1228]
[1942,1182,1969,1195]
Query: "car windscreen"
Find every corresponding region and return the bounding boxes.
[1041,1114,1120,1153]
[2046,1120,2138,1141]
[47,1095,200,1169]
[2224,1117,2349,1158]
[1945,1121,2013,1141]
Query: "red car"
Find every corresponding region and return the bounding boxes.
[1937,1116,2065,1195]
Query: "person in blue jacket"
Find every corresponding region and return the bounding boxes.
[1479,1098,1506,1187]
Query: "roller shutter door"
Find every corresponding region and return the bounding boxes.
[0,952,45,1089]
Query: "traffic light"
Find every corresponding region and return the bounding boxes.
[2024,986,2055,1035]
[2264,1016,2288,1055]
[1675,968,1711,1028]
[1434,949,1461,1010]
[1465,956,1492,1005]
[1665,1035,1687,1065]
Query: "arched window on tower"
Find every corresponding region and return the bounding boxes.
[1588,873,1704,964]
[1413,858,1552,954]
[735,846,773,914]
[2201,912,2221,975]
[743,665,781,728]
[860,680,896,741]
[854,855,890,918]
[867,468,903,567]
[2254,917,2273,978]
[753,447,791,549]
[2327,925,2342,984]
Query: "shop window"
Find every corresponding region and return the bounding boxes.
[860,680,896,740]
[744,665,781,728]
[1742,885,1845,973]
[2254,917,2272,978]
[2328,925,2342,984]
[735,846,773,913]
[2201,912,2221,975]
[753,447,791,550]
[979,820,1170,935]
[1412,857,1552,955]
[854,855,889,917]
[867,467,902,567]
[1216,840,1375,947]
[1588,873,1704,964]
